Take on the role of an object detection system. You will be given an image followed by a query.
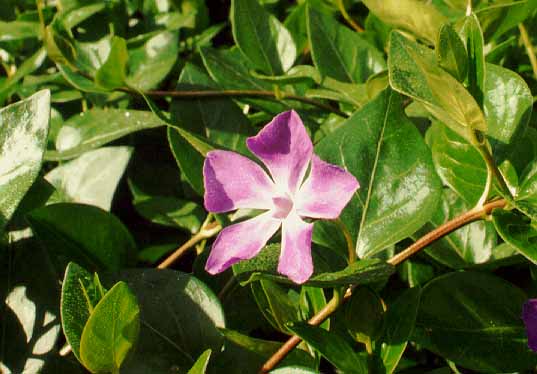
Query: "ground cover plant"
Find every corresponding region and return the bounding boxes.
[1,0,537,373]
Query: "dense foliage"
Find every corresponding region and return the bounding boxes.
[1,0,537,373]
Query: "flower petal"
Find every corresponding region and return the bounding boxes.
[277,212,314,284]
[205,212,281,274]
[523,299,537,352]
[203,150,276,213]
[296,154,360,219]
[247,110,313,194]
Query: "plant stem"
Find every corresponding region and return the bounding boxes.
[142,89,348,118]
[259,198,507,373]
[157,221,221,269]
[334,218,356,264]
[519,23,537,81]
[476,141,512,200]
[335,0,364,33]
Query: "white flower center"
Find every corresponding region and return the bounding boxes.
[272,195,294,219]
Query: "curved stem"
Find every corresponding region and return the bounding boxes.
[157,221,221,269]
[259,198,507,373]
[335,0,364,33]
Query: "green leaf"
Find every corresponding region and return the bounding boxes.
[61,262,106,362]
[171,63,253,155]
[0,238,60,374]
[216,328,315,372]
[344,286,385,344]
[200,47,289,113]
[28,203,137,272]
[45,146,133,211]
[231,0,296,74]
[188,350,212,374]
[484,63,533,145]
[287,323,367,374]
[362,0,448,43]
[307,6,385,83]
[168,126,210,196]
[436,24,467,82]
[233,244,394,287]
[315,89,441,258]
[426,122,486,206]
[251,280,303,333]
[127,31,179,90]
[80,281,140,374]
[422,189,496,267]
[492,209,537,264]
[0,90,50,233]
[0,48,47,105]
[381,287,421,374]
[0,20,40,41]
[95,36,129,90]
[388,30,486,139]
[105,269,225,373]
[414,271,537,372]
[456,13,485,106]
[478,0,537,40]
[45,109,165,161]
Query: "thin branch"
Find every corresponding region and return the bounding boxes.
[157,221,221,269]
[259,198,507,373]
[336,0,364,33]
[519,23,537,81]
[143,89,349,118]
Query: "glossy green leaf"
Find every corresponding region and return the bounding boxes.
[414,271,537,372]
[231,0,296,74]
[436,24,467,81]
[421,189,496,267]
[456,14,485,106]
[80,281,140,374]
[315,89,441,258]
[307,6,385,83]
[398,260,435,287]
[251,280,303,333]
[388,30,486,138]
[216,328,315,372]
[95,36,129,90]
[381,287,421,374]
[28,203,136,272]
[233,244,394,286]
[45,146,133,211]
[0,238,60,374]
[171,63,253,155]
[127,31,179,90]
[344,286,385,344]
[200,47,289,113]
[427,122,486,206]
[492,209,537,264]
[188,349,212,374]
[478,0,537,40]
[61,262,106,362]
[105,269,225,373]
[0,20,39,41]
[362,0,447,43]
[45,109,165,161]
[484,63,533,145]
[168,126,213,196]
[287,323,367,374]
[0,90,50,233]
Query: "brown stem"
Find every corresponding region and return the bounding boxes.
[259,198,507,373]
[157,221,221,269]
[143,89,348,118]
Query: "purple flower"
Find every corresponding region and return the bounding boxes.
[203,110,359,284]
[523,299,537,351]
